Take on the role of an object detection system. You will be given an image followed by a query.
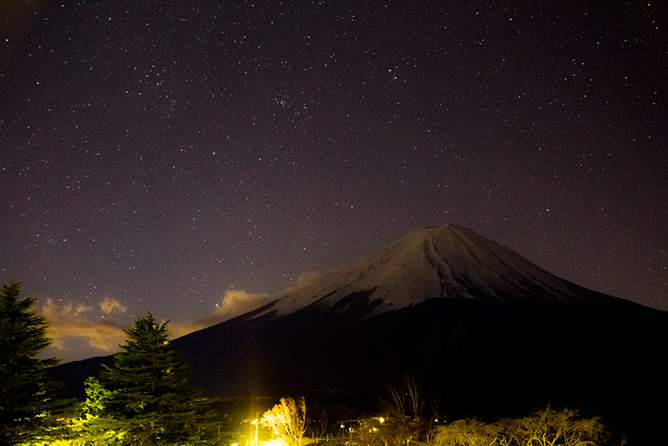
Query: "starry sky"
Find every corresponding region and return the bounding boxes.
[1,1,666,363]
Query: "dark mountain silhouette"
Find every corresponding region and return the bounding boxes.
[53,224,667,443]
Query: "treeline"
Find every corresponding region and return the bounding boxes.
[236,390,624,446]
[342,374,625,446]
[0,283,630,445]
[0,282,218,445]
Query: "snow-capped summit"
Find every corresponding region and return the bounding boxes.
[251,224,607,321]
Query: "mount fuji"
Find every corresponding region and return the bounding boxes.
[246,223,611,321]
[55,224,667,440]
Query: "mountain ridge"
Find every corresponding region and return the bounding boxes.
[51,223,667,443]
[241,223,614,324]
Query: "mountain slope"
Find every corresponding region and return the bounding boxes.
[171,223,658,399]
[53,223,667,443]
[244,224,610,323]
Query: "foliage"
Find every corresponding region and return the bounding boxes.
[368,374,439,446]
[0,282,74,445]
[261,397,307,446]
[385,374,425,419]
[76,312,216,445]
[433,406,620,446]
[353,416,409,446]
[431,418,498,446]
[71,377,116,444]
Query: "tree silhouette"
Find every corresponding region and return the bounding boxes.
[0,282,73,445]
[77,313,215,445]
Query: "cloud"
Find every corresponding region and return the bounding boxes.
[169,272,325,339]
[40,298,94,319]
[214,289,271,319]
[47,319,127,352]
[167,320,209,340]
[36,287,280,359]
[169,289,274,339]
[292,270,322,291]
[38,298,128,359]
[100,297,127,314]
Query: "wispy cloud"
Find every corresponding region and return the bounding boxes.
[289,270,322,292]
[38,297,128,361]
[214,289,271,319]
[100,297,127,314]
[169,271,325,340]
[36,276,321,361]
[36,288,277,361]
[169,289,274,339]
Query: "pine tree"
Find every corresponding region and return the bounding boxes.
[73,376,115,444]
[0,282,73,445]
[79,312,216,445]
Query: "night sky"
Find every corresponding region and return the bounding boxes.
[1,1,666,363]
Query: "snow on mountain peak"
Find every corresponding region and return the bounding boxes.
[250,224,606,321]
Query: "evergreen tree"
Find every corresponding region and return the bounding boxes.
[73,376,115,444]
[79,313,216,445]
[0,282,73,445]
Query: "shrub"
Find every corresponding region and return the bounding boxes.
[433,406,618,446]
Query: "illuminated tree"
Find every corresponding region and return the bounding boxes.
[513,406,611,446]
[72,376,115,444]
[78,313,216,445]
[0,282,73,445]
[261,397,307,446]
[375,374,435,445]
[433,406,617,446]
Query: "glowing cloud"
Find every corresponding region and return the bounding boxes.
[37,297,128,360]
[100,297,127,314]
[169,289,274,339]
[214,289,271,319]
[292,270,322,291]
[37,288,280,359]
[47,319,127,352]
[40,298,94,319]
